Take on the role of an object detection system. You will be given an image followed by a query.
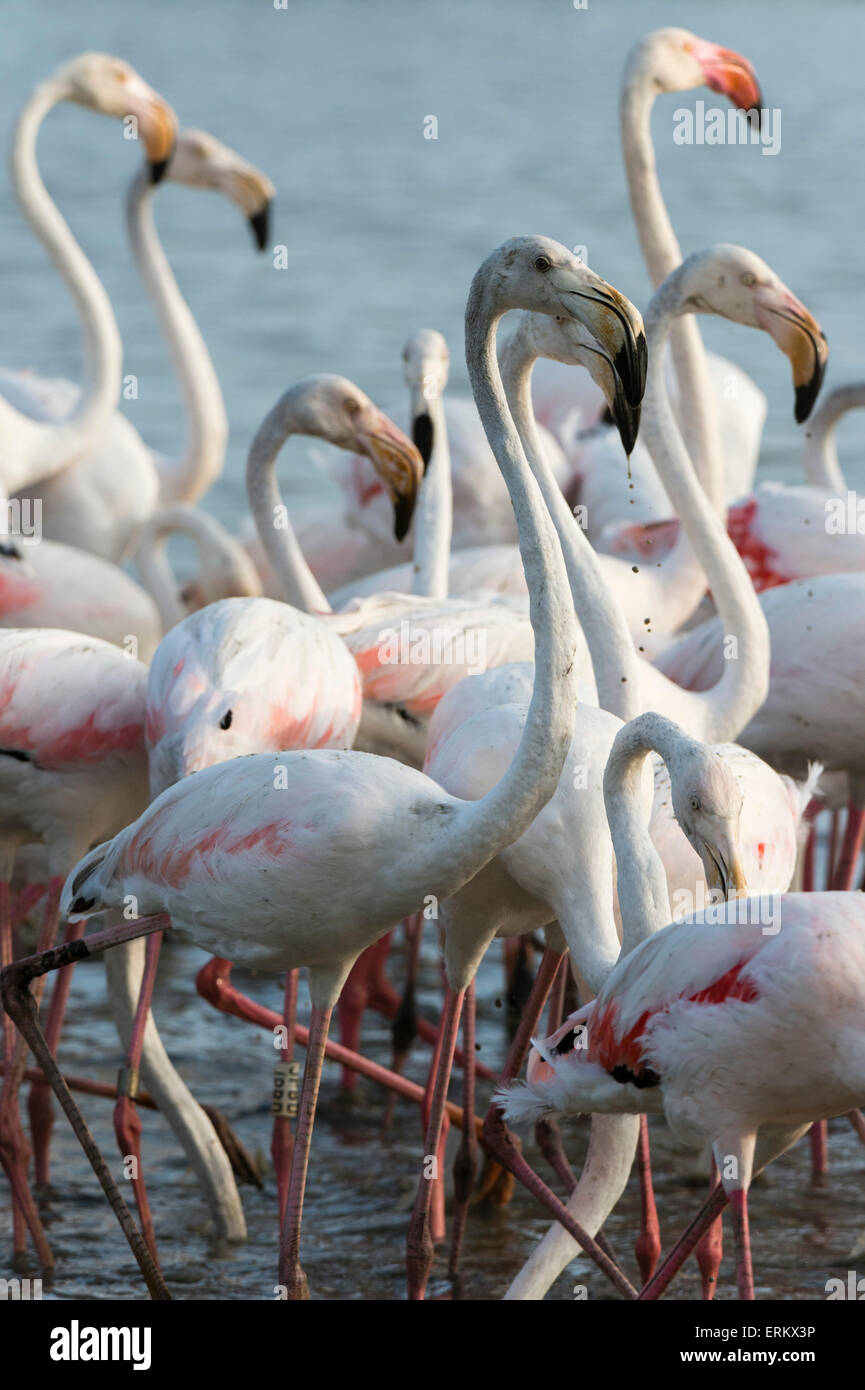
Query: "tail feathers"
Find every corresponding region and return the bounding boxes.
[496,1047,635,1127]
[61,841,114,920]
[792,761,824,827]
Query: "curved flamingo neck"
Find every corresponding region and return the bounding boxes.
[434,272,578,884]
[246,389,332,615]
[642,270,769,743]
[800,384,865,492]
[410,389,451,600]
[4,77,122,488]
[500,329,640,721]
[620,57,724,509]
[126,167,228,506]
[603,712,680,953]
[134,503,259,630]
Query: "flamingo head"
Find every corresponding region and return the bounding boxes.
[632,28,762,118]
[54,53,177,182]
[666,739,748,902]
[166,129,275,251]
[507,305,645,457]
[674,245,828,422]
[477,237,647,410]
[401,329,450,470]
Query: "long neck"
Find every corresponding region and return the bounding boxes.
[3,79,123,487]
[800,384,865,492]
[620,63,724,509]
[501,335,640,721]
[246,397,332,613]
[603,713,677,952]
[134,503,259,630]
[642,274,769,742]
[430,283,578,887]
[410,391,451,599]
[126,169,228,505]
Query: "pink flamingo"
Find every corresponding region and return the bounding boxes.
[499,891,865,1300]
[2,235,643,1298]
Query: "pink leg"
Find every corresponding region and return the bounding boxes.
[695,1156,724,1300]
[809,1120,829,1184]
[113,930,163,1263]
[1,879,29,1259]
[337,936,389,1092]
[448,979,478,1282]
[533,956,577,1192]
[831,804,865,891]
[802,820,816,893]
[384,914,423,1129]
[407,984,464,1300]
[28,918,86,1185]
[847,1110,865,1147]
[639,1182,729,1300]
[728,1187,755,1300]
[271,969,299,1222]
[277,1003,333,1300]
[634,1115,661,1283]
[828,809,840,887]
[0,879,63,1269]
[420,1002,450,1244]
[1,915,171,1297]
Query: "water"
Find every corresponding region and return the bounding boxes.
[2,0,864,1301]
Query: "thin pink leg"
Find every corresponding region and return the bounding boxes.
[533,956,577,1192]
[728,1187,755,1300]
[407,985,464,1300]
[639,1182,729,1300]
[634,1115,661,1283]
[0,878,63,1269]
[1,914,171,1297]
[271,968,299,1222]
[809,1119,829,1184]
[802,820,816,893]
[828,809,840,887]
[113,929,163,1263]
[831,804,865,891]
[28,918,86,1185]
[695,1155,724,1300]
[0,879,28,1258]
[447,979,477,1282]
[277,1003,333,1300]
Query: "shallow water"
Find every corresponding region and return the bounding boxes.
[2,921,863,1302]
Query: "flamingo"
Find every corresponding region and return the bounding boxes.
[534,27,768,544]
[0,234,624,1299]
[0,628,247,1269]
[0,538,162,659]
[10,129,274,562]
[607,380,865,589]
[131,503,262,629]
[499,888,865,1300]
[0,55,176,507]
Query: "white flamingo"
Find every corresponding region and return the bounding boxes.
[0,55,175,507]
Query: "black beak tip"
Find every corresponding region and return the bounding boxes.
[614,400,641,458]
[795,363,827,424]
[149,157,171,186]
[411,412,434,473]
[746,90,764,130]
[70,895,96,915]
[393,495,415,543]
[249,201,271,253]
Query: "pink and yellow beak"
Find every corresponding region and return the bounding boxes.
[691,38,763,117]
[755,286,829,422]
[129,85,178,182]
[356,410,424,541]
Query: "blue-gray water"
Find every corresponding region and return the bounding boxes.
[2,0,864,1302]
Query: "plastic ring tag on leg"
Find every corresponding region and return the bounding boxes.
[273,1061,300,1118]
[117,1066,140,1101]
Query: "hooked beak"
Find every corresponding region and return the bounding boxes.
[132,92,177,183]
[248,199,271,252]
[552,270,647,410]
[698,833,748,902]
[692,39,763,127]
[755,287,829,422]
[357,412,424,541]
[580,348,641,456]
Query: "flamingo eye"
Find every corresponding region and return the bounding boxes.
[344,397,361,416]
[534,255,552,273]
[220,710,233,730]
[690,796,701,811]
[741,272,757,287]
